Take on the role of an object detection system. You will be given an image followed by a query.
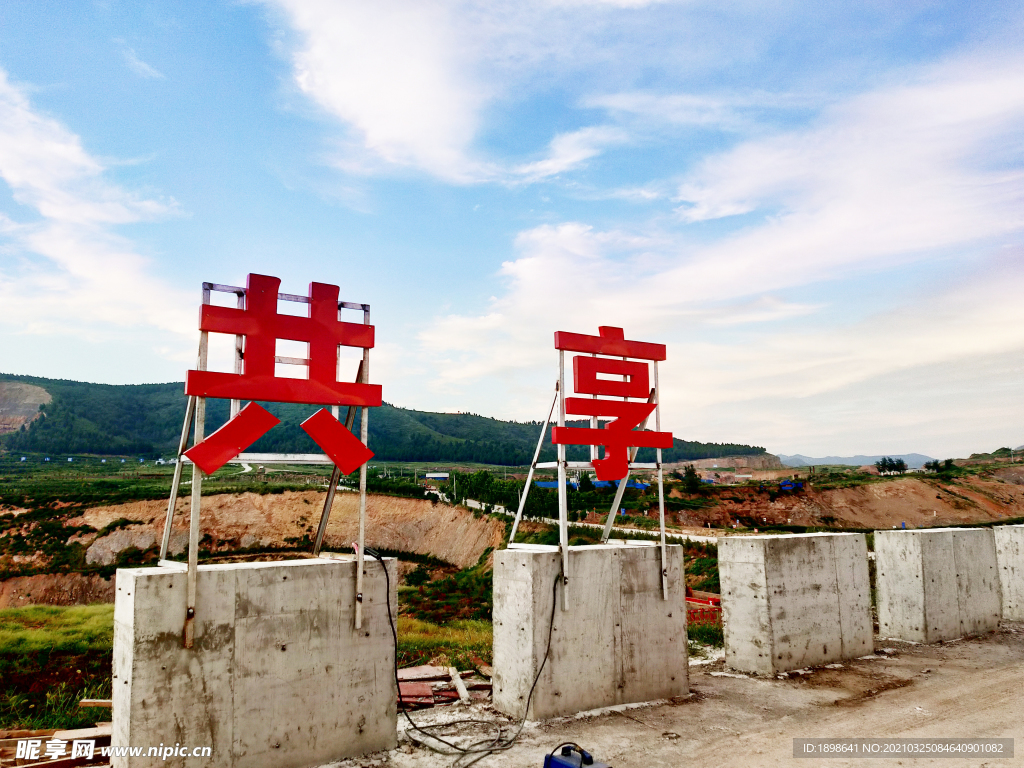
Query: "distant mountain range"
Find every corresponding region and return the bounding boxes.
[0,373,766,467]
[778,453,935,469]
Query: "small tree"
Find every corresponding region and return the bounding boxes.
[683,464,702,494]
[875,457,906,474]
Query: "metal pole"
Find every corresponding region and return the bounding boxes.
[508,383,559,544]
[160,394,196,560]
[654,361,668,600]
[230,290,244,419]
[355,309,370,630]
[589,352,597,463]
[313,361,363,556]
[557,350,569,611]
[600,388,656,543]
[183,288,210,649]
[184,394,205,648]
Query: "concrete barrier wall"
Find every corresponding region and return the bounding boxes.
[994,525,1024,621]
[719,533,872,675]
[113,557,397,768]
[492,544,687,720]
[876,528,1001,644]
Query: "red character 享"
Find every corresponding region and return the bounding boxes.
[550,326,672,481]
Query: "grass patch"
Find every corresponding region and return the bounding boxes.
[396,616,492,669]
[1,678,112,731]
[0,604,113,655]
[401,563,493,623]
[1,605,114,730]
[688,622,724,648]
[686,557,720,593]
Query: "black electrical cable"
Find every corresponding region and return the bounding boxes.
[549,742,584,756]
[365,546,561,768]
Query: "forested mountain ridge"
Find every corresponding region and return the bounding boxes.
[0,373,767,465]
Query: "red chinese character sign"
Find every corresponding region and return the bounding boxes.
[551,327,673,481]
[162,273,380,646]
[507,324,674,609]
[185,274,380,407]
[181,274,380,474]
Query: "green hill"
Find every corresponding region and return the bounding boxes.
[0,373,765,465]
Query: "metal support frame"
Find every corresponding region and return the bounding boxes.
[312,359,363,557]
[510,345,671,610]
[508,382,559,544]
[556,350,570,610]
[654,361,668,599]
[599,388,655,544]
[161,281,375,647]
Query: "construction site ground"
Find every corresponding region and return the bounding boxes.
[330,623,1024,768]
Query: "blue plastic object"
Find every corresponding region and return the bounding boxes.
[544,745,611,768]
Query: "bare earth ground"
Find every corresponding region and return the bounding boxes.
[331,624,1024,768]
[68,490,505,569]
[675,477,1024,530]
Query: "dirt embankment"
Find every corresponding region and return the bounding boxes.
[673,476,1024,529]
[0,381,50,435]
[0,572,114,608]
[69,490,505,570]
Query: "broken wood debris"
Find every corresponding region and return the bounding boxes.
[396,665,492,710]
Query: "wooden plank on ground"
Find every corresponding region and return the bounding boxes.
[449,667,471,704]
[397,665,450,682]
[0,729,55,740]
[78,700,112,709]
[51,725,111,741]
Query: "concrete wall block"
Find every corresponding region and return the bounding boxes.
[493,545,687,721]
[994,525,1024,620]
[952,530,1001,636]
[113,558,397,768]
[764,537,845,670]
[491,549,543,720]
[876,531,926,642]
[832,534,873,659]
[720,533,871,675]
[876,528,1001,644]
[719,542,772,675]
[619,547,687,705]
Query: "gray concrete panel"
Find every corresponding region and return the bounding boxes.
[953,529,1001,637]
[113,558,397,768]
[720,533,871,675]
[833,534,873,659]
[493,545,687,720]
[921,532,959,642]
[719,541,773,675]
[876,528,1000,644]
[876,530,926,642]
[994,525,1024,620]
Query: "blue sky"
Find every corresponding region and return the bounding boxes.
[1,0,1022,458]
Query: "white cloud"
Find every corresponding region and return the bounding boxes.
[116,40,165,80]
[513,126,628,182]
[262,0,491,182]
[0,69,191,344]
[410,52,1024,453]
[585,92,745,130]
[257,0,657,182]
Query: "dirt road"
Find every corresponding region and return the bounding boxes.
[336,624,1024,768]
